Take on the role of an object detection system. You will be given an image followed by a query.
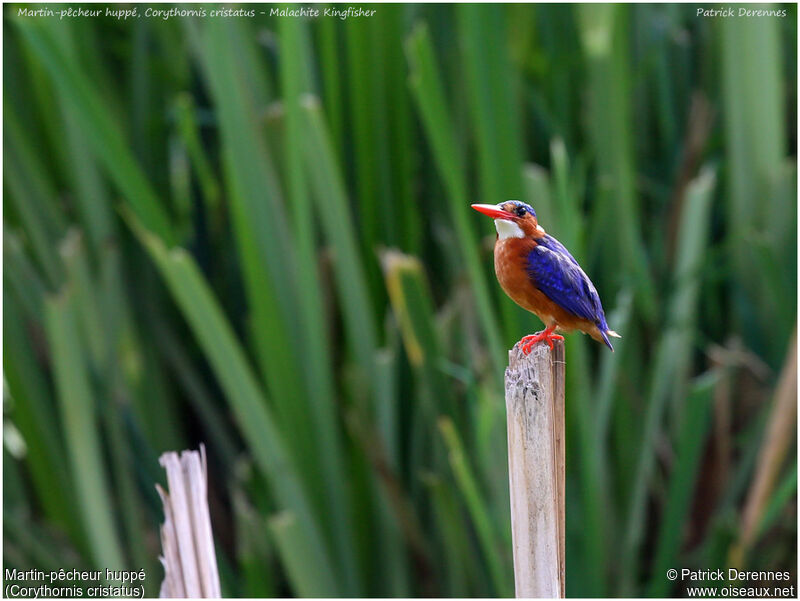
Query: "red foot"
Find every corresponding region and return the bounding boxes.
[519,326,564,354]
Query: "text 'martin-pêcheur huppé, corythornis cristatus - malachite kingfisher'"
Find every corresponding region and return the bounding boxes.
[472,200,620,354]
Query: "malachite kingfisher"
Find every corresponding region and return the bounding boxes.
[472,200,620,354]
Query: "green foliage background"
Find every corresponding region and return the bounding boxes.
[3,3,797,597]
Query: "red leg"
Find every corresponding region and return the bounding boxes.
[519,325,564,354]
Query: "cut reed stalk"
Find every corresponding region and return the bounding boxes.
[157,445,221,598]
[504,340,566,598]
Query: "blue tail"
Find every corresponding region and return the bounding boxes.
[600,329,614,352]
[598,322,621,351]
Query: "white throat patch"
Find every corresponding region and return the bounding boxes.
[494,219,524,239]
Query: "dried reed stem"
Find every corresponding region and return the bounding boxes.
[505,340,566,598]
[157,445,221,598]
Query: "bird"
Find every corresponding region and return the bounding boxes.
[471,200,620,354]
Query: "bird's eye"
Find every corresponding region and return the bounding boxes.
[516,207,527,217]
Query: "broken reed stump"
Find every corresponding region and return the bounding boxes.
[505,339,565,598]
[157,445,221,598]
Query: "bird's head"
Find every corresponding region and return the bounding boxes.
[471,200,544,239]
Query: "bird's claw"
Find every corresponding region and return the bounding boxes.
[519,328,564,354]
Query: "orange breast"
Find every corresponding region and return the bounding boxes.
[494,238,599,337]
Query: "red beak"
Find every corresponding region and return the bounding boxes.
[471,203,515,220]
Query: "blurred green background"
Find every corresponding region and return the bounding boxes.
[3,3,797,597]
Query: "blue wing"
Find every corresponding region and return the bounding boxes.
[526,235,607,327]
